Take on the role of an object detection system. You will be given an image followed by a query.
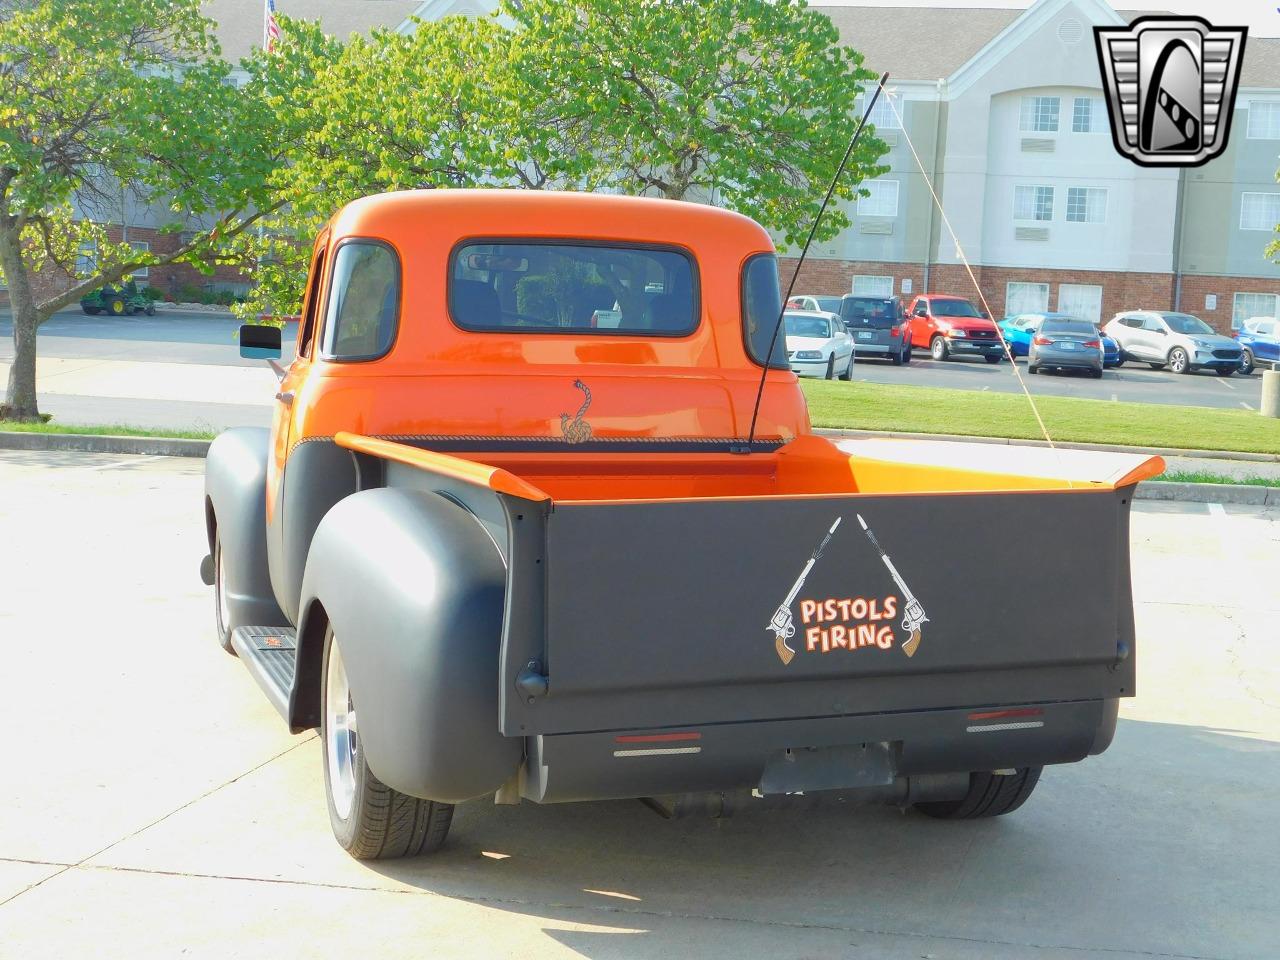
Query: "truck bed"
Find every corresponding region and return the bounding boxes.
[335,431,1158,803]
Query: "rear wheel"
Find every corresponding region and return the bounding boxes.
[1091,367,1104,379]
[985,354,1001,364]
[82,305,101,315]
[323,626,454,859]
[930,337,949,361]
[890,347,903,367]
[839,354,854,380]
[1240,348,1255,375]
[1027,363,1038,375]
[914,766,1042,820]
[901,343,911,365]
[212,535,237,655]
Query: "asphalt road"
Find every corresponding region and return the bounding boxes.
[850,350,1265,411]
[0,307,297,367]
[0,449,1276,959]
[0,311,1265,426]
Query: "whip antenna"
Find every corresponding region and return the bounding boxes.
[745,71,889,449]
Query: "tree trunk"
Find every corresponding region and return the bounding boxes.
[0,224,42,422]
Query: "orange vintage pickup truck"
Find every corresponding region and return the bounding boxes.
[202,189,1160,859]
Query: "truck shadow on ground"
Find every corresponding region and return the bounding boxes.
[364,718,1279,960]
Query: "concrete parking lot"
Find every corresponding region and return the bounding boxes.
[0,449,1277,959]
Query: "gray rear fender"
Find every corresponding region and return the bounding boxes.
[203,428,287,628]
[295,486,519,804]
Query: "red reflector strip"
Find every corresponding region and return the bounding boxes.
[967,708,1044,721]
[614,732,702,744]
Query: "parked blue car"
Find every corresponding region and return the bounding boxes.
[1235,317,1279,374]
[999,312,1122,367]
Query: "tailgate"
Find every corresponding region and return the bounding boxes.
[502,490,1136,736]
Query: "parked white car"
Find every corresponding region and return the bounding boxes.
[784,310,854,380]
[1103,310,1243,376]
[786,294,845,314]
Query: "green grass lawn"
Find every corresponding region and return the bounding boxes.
[0,420,214,440]
[801,380,1280,455]
[1155,469,1279,488]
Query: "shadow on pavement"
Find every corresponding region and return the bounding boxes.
[361,718,1278,959]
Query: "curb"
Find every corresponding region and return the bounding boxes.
[1135,481,1277,506]
[1,432,1275,503]
[814,427,1280,463]
[0,431,210,458]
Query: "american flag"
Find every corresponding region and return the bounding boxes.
[264,0,282,53]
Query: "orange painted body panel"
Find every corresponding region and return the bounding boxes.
[271,189,1160,504]
[280,190,808,461]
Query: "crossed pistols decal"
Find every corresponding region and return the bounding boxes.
[766,514,929,665]
[560,379,593,443]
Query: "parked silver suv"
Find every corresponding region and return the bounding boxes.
[1102,310,1243,376]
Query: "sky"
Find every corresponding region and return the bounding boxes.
[815,1,1280,36]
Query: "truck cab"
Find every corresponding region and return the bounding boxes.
[203,190,1159,860]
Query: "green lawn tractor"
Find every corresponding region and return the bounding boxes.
[80,281,156,317]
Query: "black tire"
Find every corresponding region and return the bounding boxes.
[1113,357,1125,368]
[930,336,949,361]
[839,354,854,380]
[212,535,236,656]
[82,305,101,315]
[322,626,454,859]
[914,766,1042,820]
[890,348,903,367]
[1148,362,1165,370]
[901,343,911,365]
[985,354,1001,364]
[824,356,835,380]
[1216,366,1234,377]
[1239,348,1255,375]
[1027,363,1038,375]
[1091,368,1104,379]
[108,297,127,317]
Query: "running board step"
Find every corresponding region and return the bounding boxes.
[230,626,298,721]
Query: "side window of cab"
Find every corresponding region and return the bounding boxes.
[320,241,401,361]
[914,300,928,317]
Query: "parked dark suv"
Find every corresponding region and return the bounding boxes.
[839,294,912,365]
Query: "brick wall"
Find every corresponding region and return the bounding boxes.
[0,222,248,309]
[777,257,1280,335]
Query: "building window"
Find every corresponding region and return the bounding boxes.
[1072,97,1104,133]
[1014,185,1054,221]
[1058,283,1103,323]
[1247,101,1280,139]
[1006,282,1050,316]
[1232,292,1278,329]
[860,88,901,130]
[1065,187,1107,223]
[129,241,150,280]
[1020,96,1060,133]
[852,275,894,297]
[1240,192,1280,231]
[858,180,899,217]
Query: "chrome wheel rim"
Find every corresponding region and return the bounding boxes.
[325,637,359,821]
[214,545,228,636]
[1242,349,1253,373]
[1171,351,1187,373]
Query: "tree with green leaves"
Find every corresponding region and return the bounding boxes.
[0,0,283,420]
[244,0,885,319]
[502,0,888,249]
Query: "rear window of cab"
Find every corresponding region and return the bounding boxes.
[448,240,698,336]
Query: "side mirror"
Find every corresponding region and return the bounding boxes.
[240,323,282,360]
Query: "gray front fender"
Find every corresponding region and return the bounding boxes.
[204,428,288,629]
[296,487,519,804]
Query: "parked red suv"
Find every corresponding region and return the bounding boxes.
[906,294,1005,363]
